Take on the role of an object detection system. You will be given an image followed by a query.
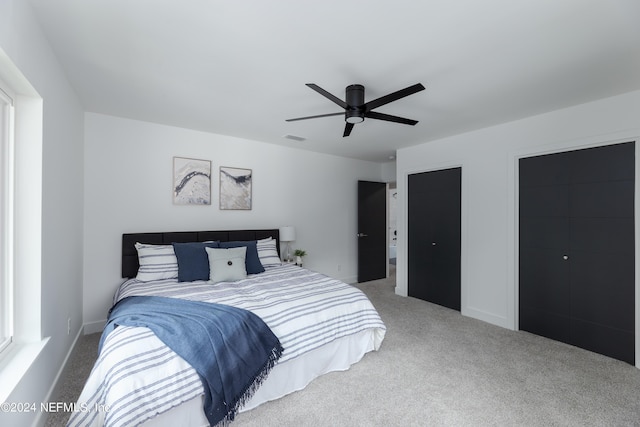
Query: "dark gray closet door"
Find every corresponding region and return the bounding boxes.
[519,142,635,364]
[408,167,461,311]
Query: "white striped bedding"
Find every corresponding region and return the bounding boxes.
[69,264,386,427]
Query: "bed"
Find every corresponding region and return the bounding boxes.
[68,229,386,427]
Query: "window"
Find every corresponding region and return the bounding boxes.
[0,82,14,354]
[0,52,46,403]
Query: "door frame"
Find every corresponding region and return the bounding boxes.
[510,134,640,367]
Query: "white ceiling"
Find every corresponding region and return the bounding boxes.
[27,0,640,162]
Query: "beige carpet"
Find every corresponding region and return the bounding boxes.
[46,269,640,426]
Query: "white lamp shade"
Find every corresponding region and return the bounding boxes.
[279,226,296,242]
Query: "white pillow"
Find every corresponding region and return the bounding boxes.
[257,237,282,268]
[206,246,247,283]
[135,242,179,281]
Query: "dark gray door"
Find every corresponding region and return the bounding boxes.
[519,141,635,364]
[357,181,387,283]
[408,167,461,310]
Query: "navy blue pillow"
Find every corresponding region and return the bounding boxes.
[219,240,265,274]
[172,241,220,282]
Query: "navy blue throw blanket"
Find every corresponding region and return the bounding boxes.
[100,296,283,427]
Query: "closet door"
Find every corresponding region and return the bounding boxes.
[520,151,573,343]
[519,142,635,364]
[408,167,461,311]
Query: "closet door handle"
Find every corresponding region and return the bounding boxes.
[357,233,368,238]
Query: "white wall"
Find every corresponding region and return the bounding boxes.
[381,160,396,183]
[83,113,383,328]
[396,90,640,364]
[0,1,84,426]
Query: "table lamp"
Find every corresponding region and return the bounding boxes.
[279,226,296,262]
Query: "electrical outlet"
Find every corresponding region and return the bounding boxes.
[67,318,71,335]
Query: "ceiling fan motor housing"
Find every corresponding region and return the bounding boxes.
[345,84,365,123]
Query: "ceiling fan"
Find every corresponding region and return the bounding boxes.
[286,83,425,137]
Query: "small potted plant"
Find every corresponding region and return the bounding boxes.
[294,249,307,266]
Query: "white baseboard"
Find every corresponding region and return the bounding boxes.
[462,307,510,330]
[83,320,106,335]
[32,328,82,427]
[341,275,358,285]
[34,321,105,425]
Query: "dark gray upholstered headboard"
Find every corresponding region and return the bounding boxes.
[122,229,280,278]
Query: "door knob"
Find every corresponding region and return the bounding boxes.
[563,255,569,260]
[432,242,436,246]
[357,233,368,237]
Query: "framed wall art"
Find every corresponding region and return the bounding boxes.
[219,166,252,210]
[173,157,211,205]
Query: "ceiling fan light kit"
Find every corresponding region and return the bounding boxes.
[345,111,365,124]
[287,82,425,137]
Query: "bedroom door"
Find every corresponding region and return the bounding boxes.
[357,180,387,282]
[519,141,635,364]
[407,167,461,310]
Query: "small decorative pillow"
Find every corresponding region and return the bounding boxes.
[257,237,281,268]
[219,240,265,274]
[206,246,247,283]
[135,243,179,282]
[172,241,220,282]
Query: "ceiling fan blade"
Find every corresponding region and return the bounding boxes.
[306,84,349,109]
[363,83,425,112]
[286,112,344,122]
[365,111,418,125]
[343,122,355,137]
